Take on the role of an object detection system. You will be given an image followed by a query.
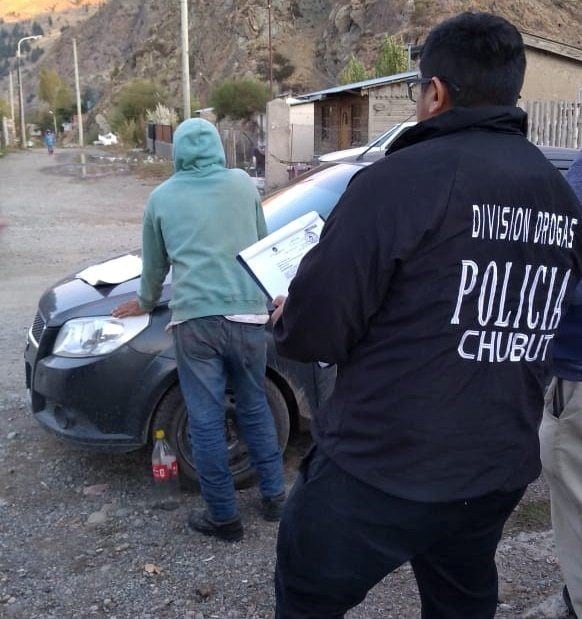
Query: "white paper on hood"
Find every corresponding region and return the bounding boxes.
[76,254,143,286]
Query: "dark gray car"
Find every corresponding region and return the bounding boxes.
[24,147,577,486]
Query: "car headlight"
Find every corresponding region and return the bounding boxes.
[53,315,150,358]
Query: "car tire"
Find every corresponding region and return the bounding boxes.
[152,377,290,489]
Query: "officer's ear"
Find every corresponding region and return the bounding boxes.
[416,77,453,122]
[424,77,454,118]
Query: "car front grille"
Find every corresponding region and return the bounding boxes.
[30,311,46,345]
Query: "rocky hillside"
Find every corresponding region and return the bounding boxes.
[1,0,581,124]
[317,0,582,76]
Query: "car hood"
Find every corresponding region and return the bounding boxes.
[38,254,171,327]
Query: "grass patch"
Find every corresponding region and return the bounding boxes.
[505,499,551,534]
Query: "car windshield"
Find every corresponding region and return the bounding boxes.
[368,123,403,148]
[262,163,361,232]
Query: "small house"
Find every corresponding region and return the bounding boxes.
[294,71,418,157]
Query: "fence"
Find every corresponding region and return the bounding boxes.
[219,128,260,171]
[145,124,259,172]
[522,100,582,148]
[1,117,16,148]
[146,123,173,159]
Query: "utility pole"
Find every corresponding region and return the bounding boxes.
[9,71,15,121]
[181,0,191,119]
[17,54,24,147]
[72,38,84,147]
[17,35,42,149]
[268,0,273,99]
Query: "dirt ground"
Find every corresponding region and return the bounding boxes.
[0,147,573,618]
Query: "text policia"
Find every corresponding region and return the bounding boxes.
[450,204,579,364]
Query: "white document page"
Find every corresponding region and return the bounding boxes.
[238,211,324,300]
[76,254,143,286]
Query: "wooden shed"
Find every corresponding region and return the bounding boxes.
[294,71,418,157]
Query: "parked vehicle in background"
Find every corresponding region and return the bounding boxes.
[317,121,416,163]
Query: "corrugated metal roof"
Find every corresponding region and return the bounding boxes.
[294,70,419,101]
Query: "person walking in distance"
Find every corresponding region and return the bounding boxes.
[43,129,55,155]
[540,149,582,619]
[271,12,582,618]
[113,118,285,542]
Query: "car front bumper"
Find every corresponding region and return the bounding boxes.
[24,325,177,452]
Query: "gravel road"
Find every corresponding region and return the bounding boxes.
[0,147,573,618]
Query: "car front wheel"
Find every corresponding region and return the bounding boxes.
[151,377,290,488]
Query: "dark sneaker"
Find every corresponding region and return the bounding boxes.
[188,509,243,542]
[261,493,286,522]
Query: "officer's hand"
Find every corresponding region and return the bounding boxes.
[271,295,287,325]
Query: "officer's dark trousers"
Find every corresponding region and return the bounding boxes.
[275,446,525,619]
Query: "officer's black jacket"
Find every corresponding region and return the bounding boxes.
[274,106,582,501]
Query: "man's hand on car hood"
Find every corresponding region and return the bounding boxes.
[112,297,148,318]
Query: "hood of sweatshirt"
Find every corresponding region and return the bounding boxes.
[172,118,226,174]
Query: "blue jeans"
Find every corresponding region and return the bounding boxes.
[173,317,285,522]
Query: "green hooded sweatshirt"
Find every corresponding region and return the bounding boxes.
[138,118,268,320]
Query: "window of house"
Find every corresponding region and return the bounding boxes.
[321,106,331,141]
[351,104,363,146]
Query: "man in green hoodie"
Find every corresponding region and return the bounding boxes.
[113,118,285,542]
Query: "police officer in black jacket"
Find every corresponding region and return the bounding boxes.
[271,12,582,619]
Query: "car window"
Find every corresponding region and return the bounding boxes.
[262,163,360,232]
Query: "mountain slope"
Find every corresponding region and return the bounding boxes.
[1,0,581,125]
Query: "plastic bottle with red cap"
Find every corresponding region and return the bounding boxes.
[151,429,180,510]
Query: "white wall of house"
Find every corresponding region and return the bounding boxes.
[367,82,416,142]
[289,102,314,161]
[520,35,582,102]
[266,98,314,191]
[522,48,582,101]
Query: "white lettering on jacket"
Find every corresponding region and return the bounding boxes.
[471,203,577,248]
[451,260,571,363]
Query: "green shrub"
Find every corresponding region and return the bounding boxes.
[0,98,9,119]
[258,52,295,85]
[146,103,178,127]
[339,56,369,85]
[109,79,163,146]
[86,125,99,145]
[375,36,408,77]
[114,79,162,123]
[117,118,145,148]
[210,77,269,121]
